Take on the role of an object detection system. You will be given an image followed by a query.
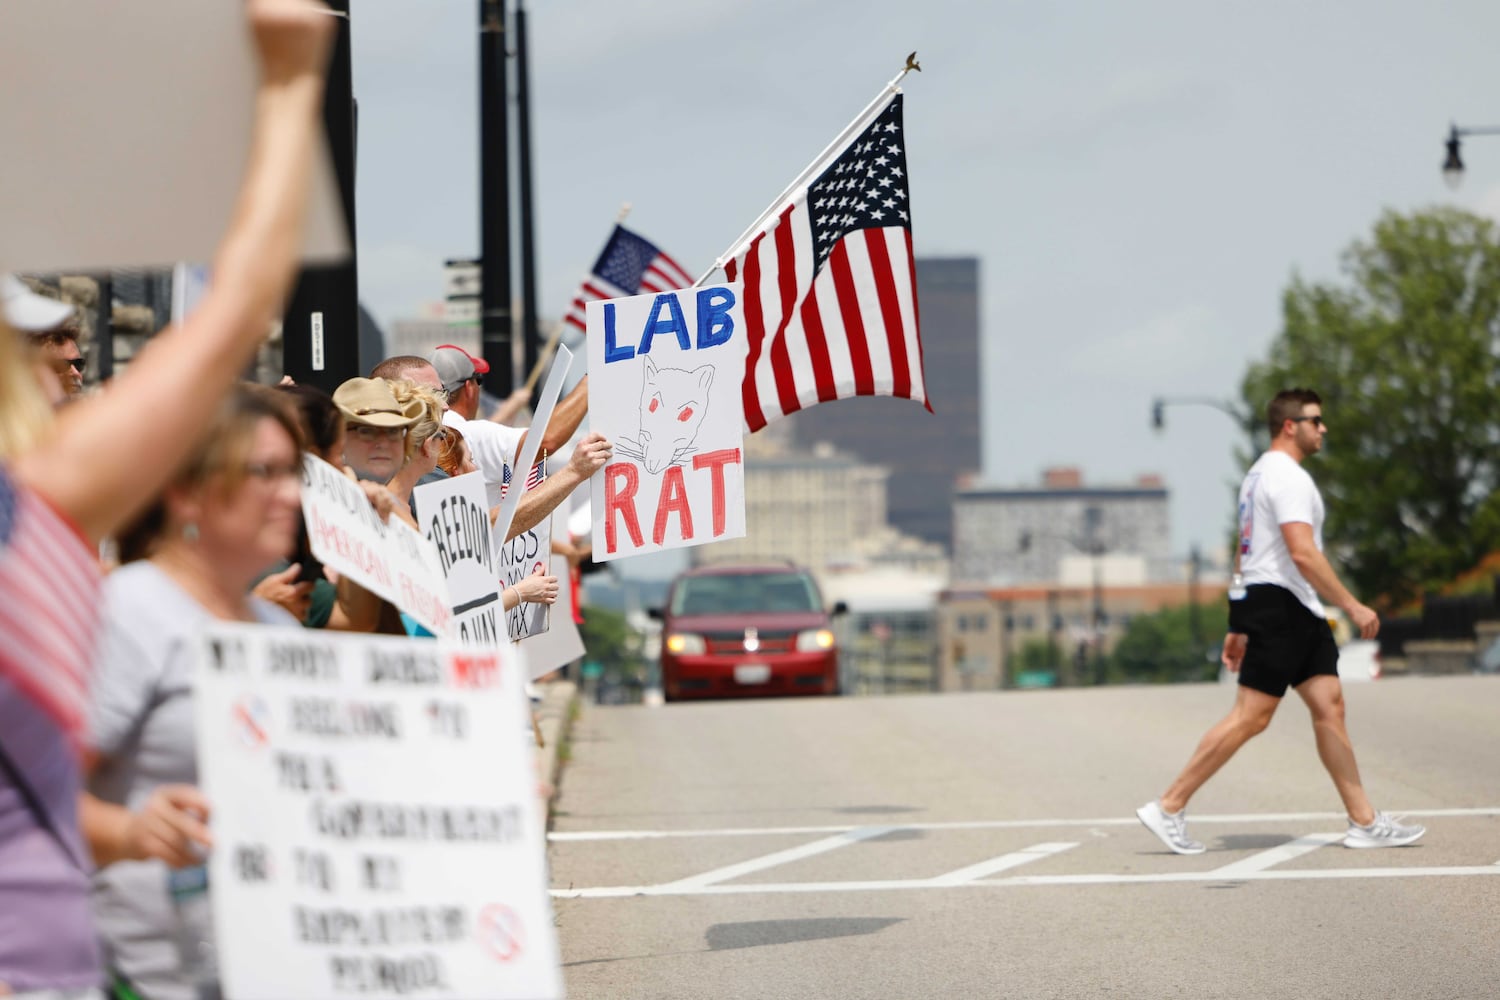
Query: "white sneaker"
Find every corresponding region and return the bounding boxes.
[1136,800,1206,855]
[1344,810,1425,849]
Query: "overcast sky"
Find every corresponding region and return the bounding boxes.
[348,0,1500,565]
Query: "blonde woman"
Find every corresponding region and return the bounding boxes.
[0,5,333,997]
[385,377,448,519]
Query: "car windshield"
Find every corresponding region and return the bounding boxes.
[671,572,820,616]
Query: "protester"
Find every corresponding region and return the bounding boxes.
[1137,388,1425,854]
[0,5,332,996]
[78,385,308,999]
[435,423,479,478]
[2,274,84,397]
[385,378,450,517]
[331,376,419,492]
[429,344,589,508]
[256,382,384,632]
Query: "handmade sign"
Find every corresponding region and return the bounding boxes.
[194,624,562,1000]
[587,285,747,561]
[414,471,503,647]
[300,454,452,637]
[0,1,346,272]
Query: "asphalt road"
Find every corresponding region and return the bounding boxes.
[548,676,1500,999]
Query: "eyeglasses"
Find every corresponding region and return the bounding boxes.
[346,423,407,442]
[242,461,303,484]
[64,357,85,373]
[1290,415,1325,428]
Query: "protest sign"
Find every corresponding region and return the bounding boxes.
[587,285,747,561]
[0,1,346,273]
[300,454,452,637]
[195,624,561,1000]
[499,469,551,641]
[413,472,504,648]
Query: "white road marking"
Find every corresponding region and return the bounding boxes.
[1209,832,1347,877]
[926,842,1078,886]
[654,826,894,891]
[552,864,1500,899]
[547,806,1500,843]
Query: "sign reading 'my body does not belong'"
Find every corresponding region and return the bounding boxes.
[195,624,562,1000]
[587,285,747,561]
[301,453,453,638]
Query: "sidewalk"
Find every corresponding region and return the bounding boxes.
[533,679,579,813]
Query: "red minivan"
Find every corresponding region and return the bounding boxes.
[650,563,846,701]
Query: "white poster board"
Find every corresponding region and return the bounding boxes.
[195,624,561,1000]
[0,1,347,273]
[587,286,747,561]
[512,534,587,682]
[413,472,504,648]
[300,454,452,638]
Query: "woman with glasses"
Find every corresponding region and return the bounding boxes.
[0,5,332,997]
[80,385,308,1000]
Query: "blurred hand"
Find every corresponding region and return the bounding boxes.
[249,0,337,89]
[1347,602,1379,640]
[252,563,312,620]
[125,785,213,868]
[1221,632,1247,673]
[567,432,612,479]
[515,568,560,606]
[351,476,398,523]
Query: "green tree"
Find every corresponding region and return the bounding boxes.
[1109,603,1227,684]
[1241,207,1500,607]
[577,606,645,680]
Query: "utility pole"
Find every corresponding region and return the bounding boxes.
[478,0,514,393]
[283,0,359,391]
[515,0,541,393]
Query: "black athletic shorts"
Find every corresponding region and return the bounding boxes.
[1231,584,1338,698]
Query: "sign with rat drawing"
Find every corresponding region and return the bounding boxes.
[586,284,747,562]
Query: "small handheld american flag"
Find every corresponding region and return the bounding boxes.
[562,225,694,334]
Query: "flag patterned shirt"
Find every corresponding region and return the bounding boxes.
[0,464,104,991]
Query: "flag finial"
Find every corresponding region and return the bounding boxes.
[905,51,921,73]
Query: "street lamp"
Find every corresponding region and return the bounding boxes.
[1150,396,1248,432]
[1441,123,1500,190]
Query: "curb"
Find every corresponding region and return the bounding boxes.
[534,679,579,809]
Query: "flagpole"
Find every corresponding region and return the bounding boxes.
[521,203,633,393]
[694,53,921,287]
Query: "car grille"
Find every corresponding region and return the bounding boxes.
[702,629,798,656]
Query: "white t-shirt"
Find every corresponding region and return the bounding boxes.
[1237,450,1325,616]
[444,409,523,509]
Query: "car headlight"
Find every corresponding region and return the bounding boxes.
[665,633,706,655]
[795,628,835,652]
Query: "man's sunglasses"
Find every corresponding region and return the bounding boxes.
[1290,415,1325,428]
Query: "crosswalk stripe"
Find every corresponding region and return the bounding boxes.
[927,842,1078,886]
[1209,832,1347,877]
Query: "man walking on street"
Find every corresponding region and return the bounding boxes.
[1137,388,1424,855]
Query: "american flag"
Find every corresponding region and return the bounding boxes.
[499,456,546,499]
[724,93,929,432]
[0,469,101,745]
[562,225,695,334]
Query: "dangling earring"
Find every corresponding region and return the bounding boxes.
[182,521,200,543]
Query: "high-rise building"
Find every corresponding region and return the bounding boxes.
[783,256,980,552]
